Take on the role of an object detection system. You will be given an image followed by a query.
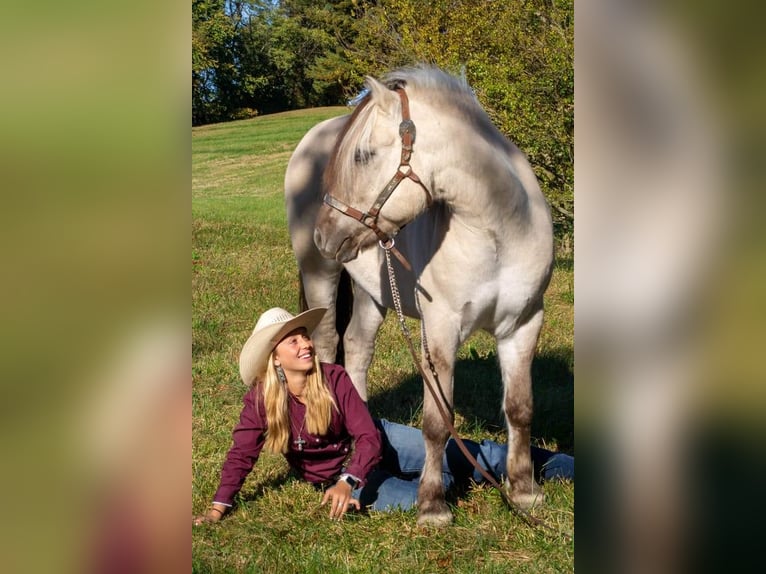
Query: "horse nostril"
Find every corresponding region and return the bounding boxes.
[313,227,324,251]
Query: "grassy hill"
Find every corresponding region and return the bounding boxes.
[192,108,574,573]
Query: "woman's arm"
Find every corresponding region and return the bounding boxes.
[316,364,381,519]
[326,364,382,484]
[192,502,230,525]
[194,388,266,524]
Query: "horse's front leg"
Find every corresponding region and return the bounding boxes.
[416,337,457,527]
[497,306,545,509]
[342,287,386,402]
[298,262,344,364]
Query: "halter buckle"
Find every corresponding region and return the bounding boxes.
[361,212,377,227]
[399,119,416,140]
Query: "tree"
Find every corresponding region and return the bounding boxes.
[193,0,239,124]
[278,0,364,106]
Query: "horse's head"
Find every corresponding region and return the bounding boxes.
[314,76,433,263]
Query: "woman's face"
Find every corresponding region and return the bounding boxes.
[273,327,315,375]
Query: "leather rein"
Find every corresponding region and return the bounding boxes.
[322,88,433,271]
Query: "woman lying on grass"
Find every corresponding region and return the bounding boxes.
[193,307,573,524]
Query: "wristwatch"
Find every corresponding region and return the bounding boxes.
[339,473,359,490]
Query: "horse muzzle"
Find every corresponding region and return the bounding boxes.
[313,226,360,263]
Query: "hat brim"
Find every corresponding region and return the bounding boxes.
[238,307,327,386]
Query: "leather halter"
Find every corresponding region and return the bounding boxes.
[322,88,433,271]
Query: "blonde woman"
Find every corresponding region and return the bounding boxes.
[193,307,380,523]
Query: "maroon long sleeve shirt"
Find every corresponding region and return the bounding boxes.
[212,363,382,506]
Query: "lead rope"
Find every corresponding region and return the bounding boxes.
[382,242,572,541]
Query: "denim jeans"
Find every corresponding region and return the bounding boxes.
[352,419,574,512]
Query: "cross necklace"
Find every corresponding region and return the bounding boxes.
[293,414,307,452]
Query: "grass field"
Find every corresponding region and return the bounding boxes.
[192,107,574,573]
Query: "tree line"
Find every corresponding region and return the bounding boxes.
[193,0,573,237]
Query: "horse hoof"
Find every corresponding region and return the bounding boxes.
[509,490,545,510]
[416,502,453,527]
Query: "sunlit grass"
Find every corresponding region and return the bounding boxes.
[193,108,574,573]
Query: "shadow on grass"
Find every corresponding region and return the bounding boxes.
[236,472,292,505]
[368,347,573,454]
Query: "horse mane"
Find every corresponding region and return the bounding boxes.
[322,93,373,202]
[381,65,474,100]
[323,66,486,201]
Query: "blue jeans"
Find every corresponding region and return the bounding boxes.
[352,419,574,512]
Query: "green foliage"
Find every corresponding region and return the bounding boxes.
[192,1,237,124]
[193,1,358,124]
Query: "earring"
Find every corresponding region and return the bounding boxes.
[275,365,287,384]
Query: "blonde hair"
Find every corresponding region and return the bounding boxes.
[258,353,337,454]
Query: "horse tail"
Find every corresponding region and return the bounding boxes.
[297,269,354,366]
[334,268,353,366]
[298,271,309,313]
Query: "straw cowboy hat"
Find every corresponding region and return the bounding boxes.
[238,307,327,385]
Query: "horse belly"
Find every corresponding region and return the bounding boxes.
[439,261,547,338]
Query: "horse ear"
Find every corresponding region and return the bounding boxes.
[365,76,400,116]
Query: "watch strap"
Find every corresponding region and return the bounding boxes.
[339,473,359,489]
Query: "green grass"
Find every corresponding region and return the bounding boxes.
[193,108,574,573]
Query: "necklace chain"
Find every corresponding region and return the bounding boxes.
[293,409,307,451]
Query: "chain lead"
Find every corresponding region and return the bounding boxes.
[384,247,411,339]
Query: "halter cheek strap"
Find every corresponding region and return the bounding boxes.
[322,88,433,271]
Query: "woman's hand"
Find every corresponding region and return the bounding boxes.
[321,480,360,520]
[193,505,227,525]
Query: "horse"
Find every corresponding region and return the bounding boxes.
[288,66,554,526]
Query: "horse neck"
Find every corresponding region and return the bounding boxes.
[435,144,542,234]
[410,101,539,227]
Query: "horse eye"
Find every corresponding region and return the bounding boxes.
[353,149,376,164]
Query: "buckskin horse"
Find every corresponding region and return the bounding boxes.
[286,66,553,526]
